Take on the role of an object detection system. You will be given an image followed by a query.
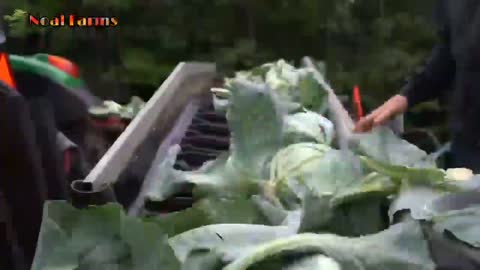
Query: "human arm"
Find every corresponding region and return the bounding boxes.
[354,0,454,132]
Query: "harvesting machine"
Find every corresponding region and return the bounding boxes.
[0,18,475,270]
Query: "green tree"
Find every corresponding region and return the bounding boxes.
[2,0,437,107]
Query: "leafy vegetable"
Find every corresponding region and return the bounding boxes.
[331,172,396,206]
[168,224,295,264]
[32,201,180,270]
[268,143,332,198]
[226,79,285,178]
[146,149,260,202]
[431,207,480,248]
[88,96,146,120]
[148,197,268,237]
[224,221,435,270]
[33,59,480,270]
[212,59,329,114]
[388,180,446,222]
[299,189,387,237]
[283,254,341,270]
[356,127,436,169]
[283,111,334,145]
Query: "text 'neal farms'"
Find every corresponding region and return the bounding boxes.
[29,14,118,27]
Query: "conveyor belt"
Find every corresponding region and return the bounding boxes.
[174,102,230,171]
[141,97,231,213]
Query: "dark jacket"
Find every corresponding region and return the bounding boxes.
[401,0,480,145]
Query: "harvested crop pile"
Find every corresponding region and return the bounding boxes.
[32,60,480,270]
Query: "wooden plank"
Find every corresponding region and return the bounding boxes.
[82,62,216,191]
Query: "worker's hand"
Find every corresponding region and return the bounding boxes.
[353,95,408,133]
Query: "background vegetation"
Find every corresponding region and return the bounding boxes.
[1,0,449,145]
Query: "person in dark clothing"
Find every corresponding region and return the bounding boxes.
[354,0,480,173]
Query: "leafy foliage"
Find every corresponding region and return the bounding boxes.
[4,9,41,37]
[3,0,445,142]
[32,60,480,269]
[89,96,146,120]
[32,202,180,270]
[223,222,435,270]
[431,207,480,248]
[2,1,436,104]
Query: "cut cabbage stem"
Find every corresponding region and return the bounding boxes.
[262,181,283,208]
[446,168,474,181]
[210,88,231,98]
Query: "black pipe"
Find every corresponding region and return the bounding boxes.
[70,180,117,209]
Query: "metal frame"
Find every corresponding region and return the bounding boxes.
[79,62,216,192]
[128,99,202,216]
